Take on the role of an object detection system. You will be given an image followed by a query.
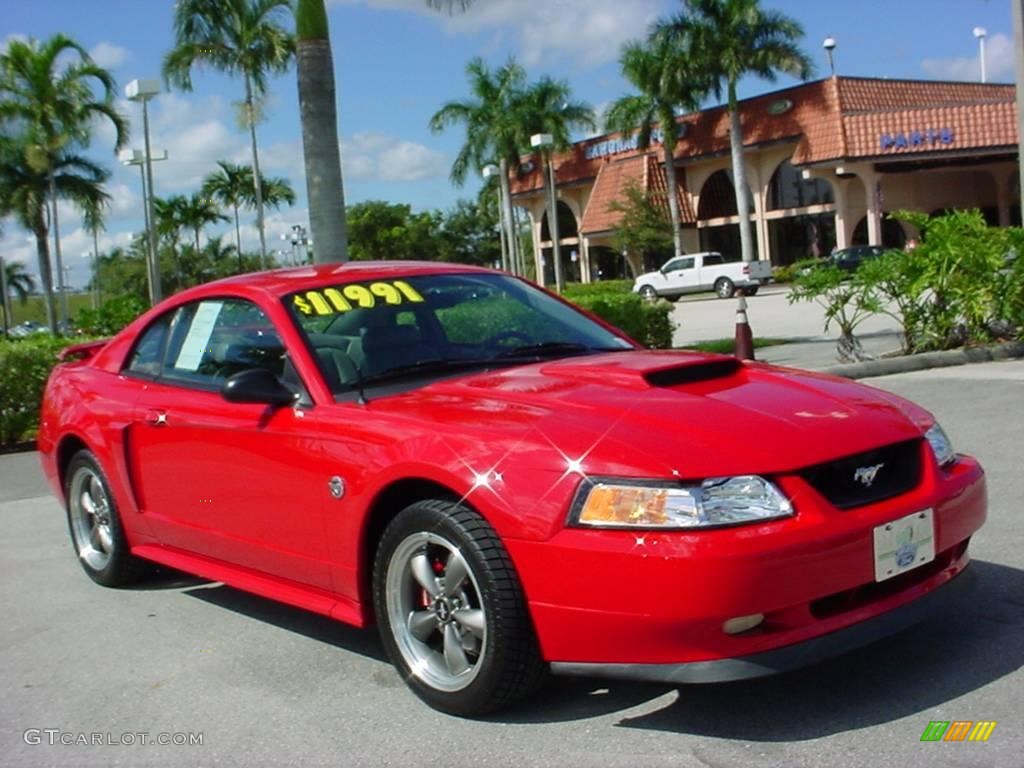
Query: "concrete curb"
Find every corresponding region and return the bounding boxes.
[820,341,1024,380]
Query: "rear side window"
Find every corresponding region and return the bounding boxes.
[160,299,286,389]
[124,314,172,378]
[702,253,723,266]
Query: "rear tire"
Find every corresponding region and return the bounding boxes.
[745,286,759,296]
[715,277,735,299]
[64,450,144,587]
[373,499,546,716]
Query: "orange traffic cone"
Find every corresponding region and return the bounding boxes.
[734,290,755,360]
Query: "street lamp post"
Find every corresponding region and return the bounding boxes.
[823,36,837,77]
[126,79,163,304]
[973,27,987,83]
[281,225,311,265]
[531,133,563,292]
[119,147,167,305]
[482,164,510,273]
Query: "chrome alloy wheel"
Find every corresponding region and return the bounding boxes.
[385,532,487,693]
[68,467,115,571]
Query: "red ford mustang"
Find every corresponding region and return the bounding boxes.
[38,263,985,715]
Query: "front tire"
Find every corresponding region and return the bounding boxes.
[715,277,735,299]
[64,450,144,587]
[638,285,658,301]
[373,500,545,716]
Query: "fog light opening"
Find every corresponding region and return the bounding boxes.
[722,613,765,635]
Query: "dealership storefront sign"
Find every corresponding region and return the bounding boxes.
[880,128,954,152]
[584,126,686,160]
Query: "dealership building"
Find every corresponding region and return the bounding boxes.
[508,76,1020,283]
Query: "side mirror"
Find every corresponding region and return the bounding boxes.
[221,368,297,407]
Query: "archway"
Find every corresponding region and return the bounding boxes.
[767,159,834,210]
[851,215,907,248]
[539,201,580,284]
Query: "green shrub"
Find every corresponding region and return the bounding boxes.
[772,262,805,284]
[75,294,147,337]
[562,279,633,298]
[569,292,674,349]
[0,336,75,446]
[862,210,1023,352]
[789,262,882,361]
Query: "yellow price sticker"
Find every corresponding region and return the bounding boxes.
[293,280,425,316]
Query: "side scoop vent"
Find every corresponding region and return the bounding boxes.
[644,358,742,387]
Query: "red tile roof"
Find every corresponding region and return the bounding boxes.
[578,155,647,235]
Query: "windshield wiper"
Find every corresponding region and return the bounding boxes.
[491,342,626,360]
[360,358,510,386]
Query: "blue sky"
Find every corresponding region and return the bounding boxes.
[1,0,1018,288]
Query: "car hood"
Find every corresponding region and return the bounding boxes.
[363,351,929,479]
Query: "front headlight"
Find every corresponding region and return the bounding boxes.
[570,476,793,530]
[925,423,956,467]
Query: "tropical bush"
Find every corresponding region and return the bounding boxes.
[567,292,674,349]
[0,336,74,446]
[790,210,1024,359]
[74,294,147,337]
[562,280,633,297]
[860,210,1023,352]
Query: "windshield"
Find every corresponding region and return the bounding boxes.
[286,272,635,396]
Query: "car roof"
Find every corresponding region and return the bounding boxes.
[175,260,497,301]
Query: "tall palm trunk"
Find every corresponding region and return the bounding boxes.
[296,0,348,263]
[32,214,56,332]
[232,202,242,268]
[498,157,520,277]
[245,76,268,269]
[48,172,69,330]
[91,224,100,308]
[662,141,683,259]
[194,227,202,255]
[728,82,755,263]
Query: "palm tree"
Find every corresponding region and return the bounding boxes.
[0,137,110,324]
[180,193,228,255]
[82,196,108,307]
[164,0,295,269]
[0,34,127,331]
[202,162,294,269]
[291,0,473,265]
[3,260,35,302]
[202,161,250,255]
[430,58,534,277]
[153,194,189,286]
[606,37,711,260]
[653,0,812,262]
[295,0,346,264]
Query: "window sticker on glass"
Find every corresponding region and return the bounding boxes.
[174,301,224,371]
[292,281,424,316]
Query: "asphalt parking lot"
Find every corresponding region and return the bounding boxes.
[671,284,903,367]
[2,360,1022,768]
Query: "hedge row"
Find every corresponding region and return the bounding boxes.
[563,284,674,349]
[0,336,75,447]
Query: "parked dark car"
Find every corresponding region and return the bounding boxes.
[830,245,886,273]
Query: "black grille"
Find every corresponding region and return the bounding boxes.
[800,439,922,509]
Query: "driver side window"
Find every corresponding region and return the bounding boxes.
[160,299,287,390]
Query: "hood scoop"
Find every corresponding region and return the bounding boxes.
[644,358,742,387]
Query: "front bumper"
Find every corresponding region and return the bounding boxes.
[551,564,976,683]
[506,454,985,667]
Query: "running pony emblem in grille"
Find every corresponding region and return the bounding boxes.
[854,463,885,487]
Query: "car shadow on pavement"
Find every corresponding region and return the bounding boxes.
[612,559,1023,738]
[496,560,1022,729]
[183,583,389,663]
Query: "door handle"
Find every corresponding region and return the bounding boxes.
[145,410,168,426]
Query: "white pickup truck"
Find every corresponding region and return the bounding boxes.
[632,252,773,300]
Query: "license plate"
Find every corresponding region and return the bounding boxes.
[873,509,936,582]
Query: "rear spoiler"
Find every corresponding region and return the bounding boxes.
[58,339,110,363]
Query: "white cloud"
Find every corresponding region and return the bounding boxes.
[921,33,1017,83]
[331,0,659,67]
[89,41,130,69]
[343,132,447,181]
